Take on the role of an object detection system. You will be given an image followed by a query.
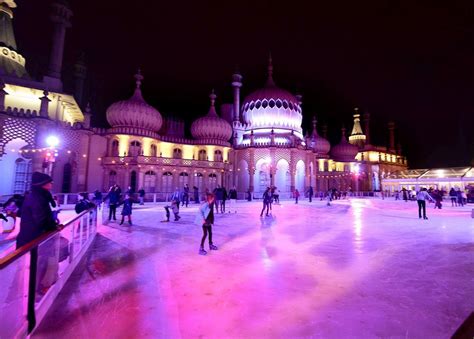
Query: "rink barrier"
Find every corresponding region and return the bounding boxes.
[0,205,101,337]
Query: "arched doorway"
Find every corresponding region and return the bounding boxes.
[62,163,72,193]
[144,170,156,192]
[275,159,290,195]
[254,158,271,195]
[295,160,305,193]
[237,159,249,192]
[208,173,218,191]
[130,171,137,192]
[161,171,173,193]
[194,172,203,193]
[179,172,189,187]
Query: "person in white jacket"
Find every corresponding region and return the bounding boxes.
[195,192,218,255]
[416,188,435,220]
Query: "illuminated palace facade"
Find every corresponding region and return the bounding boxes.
[0,1,407,197]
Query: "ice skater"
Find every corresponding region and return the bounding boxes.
[294,189,300,204]
[228,186,237,213]
[260,187,272,217]
[416,188,434,220]
[195,192,218,255]
[119,194,135,225]
[163,199,180,222]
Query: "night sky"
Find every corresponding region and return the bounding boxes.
[13,0,474,168]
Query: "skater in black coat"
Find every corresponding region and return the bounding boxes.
[16,172,57,248]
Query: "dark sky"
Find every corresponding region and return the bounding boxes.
[13,0,474,168]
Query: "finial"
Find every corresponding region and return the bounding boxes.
[85,102,91,114]
[209,89,216,106]
[134,68,143,89]
[341,126,346,137]
[266,52,275,86]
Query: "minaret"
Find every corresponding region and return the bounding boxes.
[231,68,242,122]
[388,121,396,152]
[363,112,371,145]
[74,53,87,108]
[83,102,92,129]
[46,0,72,81]
[208,89,217,116]
[0,1,28,78]
[266,52,275,87]
[349,107,366,147]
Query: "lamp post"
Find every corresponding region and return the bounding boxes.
[44,136,59,177]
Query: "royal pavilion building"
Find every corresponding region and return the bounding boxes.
[0,0,408,200]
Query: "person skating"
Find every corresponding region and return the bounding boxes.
[181,184,190,207]
[402,188,408,202]
[163,200,180,222]
[193,186,199,204]
[1,193,24,233]
[214,185,224,213]
[93,189,103,206]
[416,188,435,220]
[195,192,218,255]
[104,185,120,221]
[138,188,145,205]
[75,192,95,214]
[260,187,272,217]
[449,188,457,206]
[228,186,237,213]
[119,194,135,225]
[307,186,313,202]
[294,189,300,204]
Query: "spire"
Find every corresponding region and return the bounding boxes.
[266,52,275,87]
[208,89,218,116]
[311,116,318,137]
[349,107,366,147]
[132,69,144,100]
[341,126,347,141]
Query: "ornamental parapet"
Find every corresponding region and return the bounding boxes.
[102,156,229,169]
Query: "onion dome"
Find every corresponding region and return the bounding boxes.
[191,90,233,141]
[310,117,330,155]
[106,70,163,132]
[331,127,358,162]
[241,54,302,134]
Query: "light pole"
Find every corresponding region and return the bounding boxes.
[44,136,59,177]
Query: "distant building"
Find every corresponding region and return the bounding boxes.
[0,1,407,197]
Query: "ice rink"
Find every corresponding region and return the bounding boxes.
[33,198,474,338]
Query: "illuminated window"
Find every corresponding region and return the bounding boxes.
[198,149,207,161]
[111,140,119,156]
[150,144,157,157]
[129,141,141,157]
[214,150,223,161]
[13,158,32,194]
[173,148,182,159]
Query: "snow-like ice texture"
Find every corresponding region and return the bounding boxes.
[33,198,474,338]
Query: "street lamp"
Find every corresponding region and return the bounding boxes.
[44,135,60,176]
[46,135,59,148]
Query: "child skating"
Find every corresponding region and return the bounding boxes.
[119,194,134,225]
[195,192,218,255]
[162,199,181,222]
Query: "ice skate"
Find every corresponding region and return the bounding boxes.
[209,244,218,250]
[199,247,207,255]
[161,219,170,222]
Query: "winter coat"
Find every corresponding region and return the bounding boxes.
[16,187,57,248]
[75,199,95,214]
[138,189,145,197]
[262,190,272,204]
[229,189,237,199]
[120,198,134,216]
[194,202,213,225]
[214,188,224,200]
[105,190,120,205]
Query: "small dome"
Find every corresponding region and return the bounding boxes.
[191,91,233,141]
[241,55,302,134]
[310,117,330,155]
[331,127,358,162]
[106,71,163,132]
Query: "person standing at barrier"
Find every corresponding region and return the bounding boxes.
[416,188,435,220]
[138,188,145,205]
[196,193,218,255]
[16,172,57,248]
[104,185,120,221]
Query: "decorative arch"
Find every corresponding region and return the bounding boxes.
[173,148,182,159]
[179,172,189,186]
[111,139,119,156]
[295,160,305,192]
[161,171,173,193]
[198,149,207,161]
[144,170,156,192]
[254,158,271,195]
[208,173,218,191]
[275,159,290,194]
[129,140,141,157]
[214,149,223,161]
[237,159,249,192]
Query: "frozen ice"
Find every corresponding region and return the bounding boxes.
[32,198,474,338]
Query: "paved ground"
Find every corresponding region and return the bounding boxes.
[33,199,474,338]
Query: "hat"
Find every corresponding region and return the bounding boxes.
[32,172,53,186]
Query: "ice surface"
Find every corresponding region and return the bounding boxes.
[32,199,474,338]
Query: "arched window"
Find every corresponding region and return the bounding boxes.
[198,149,207,161]
[129,141,141,157]
[109,170,117,188]
[150,144,157,157]
[13,158,32,194]
[173,148,182,159]
[214,150,223,162]
[111,140,119,156]
[208,173,218,191]
[162,171,173,193]
[194,172,203,192]
[179,172,189,186]
[144,170,156,192]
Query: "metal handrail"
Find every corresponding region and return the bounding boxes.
[0,208,93,269]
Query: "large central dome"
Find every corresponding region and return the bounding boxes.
[241,56,303,134]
